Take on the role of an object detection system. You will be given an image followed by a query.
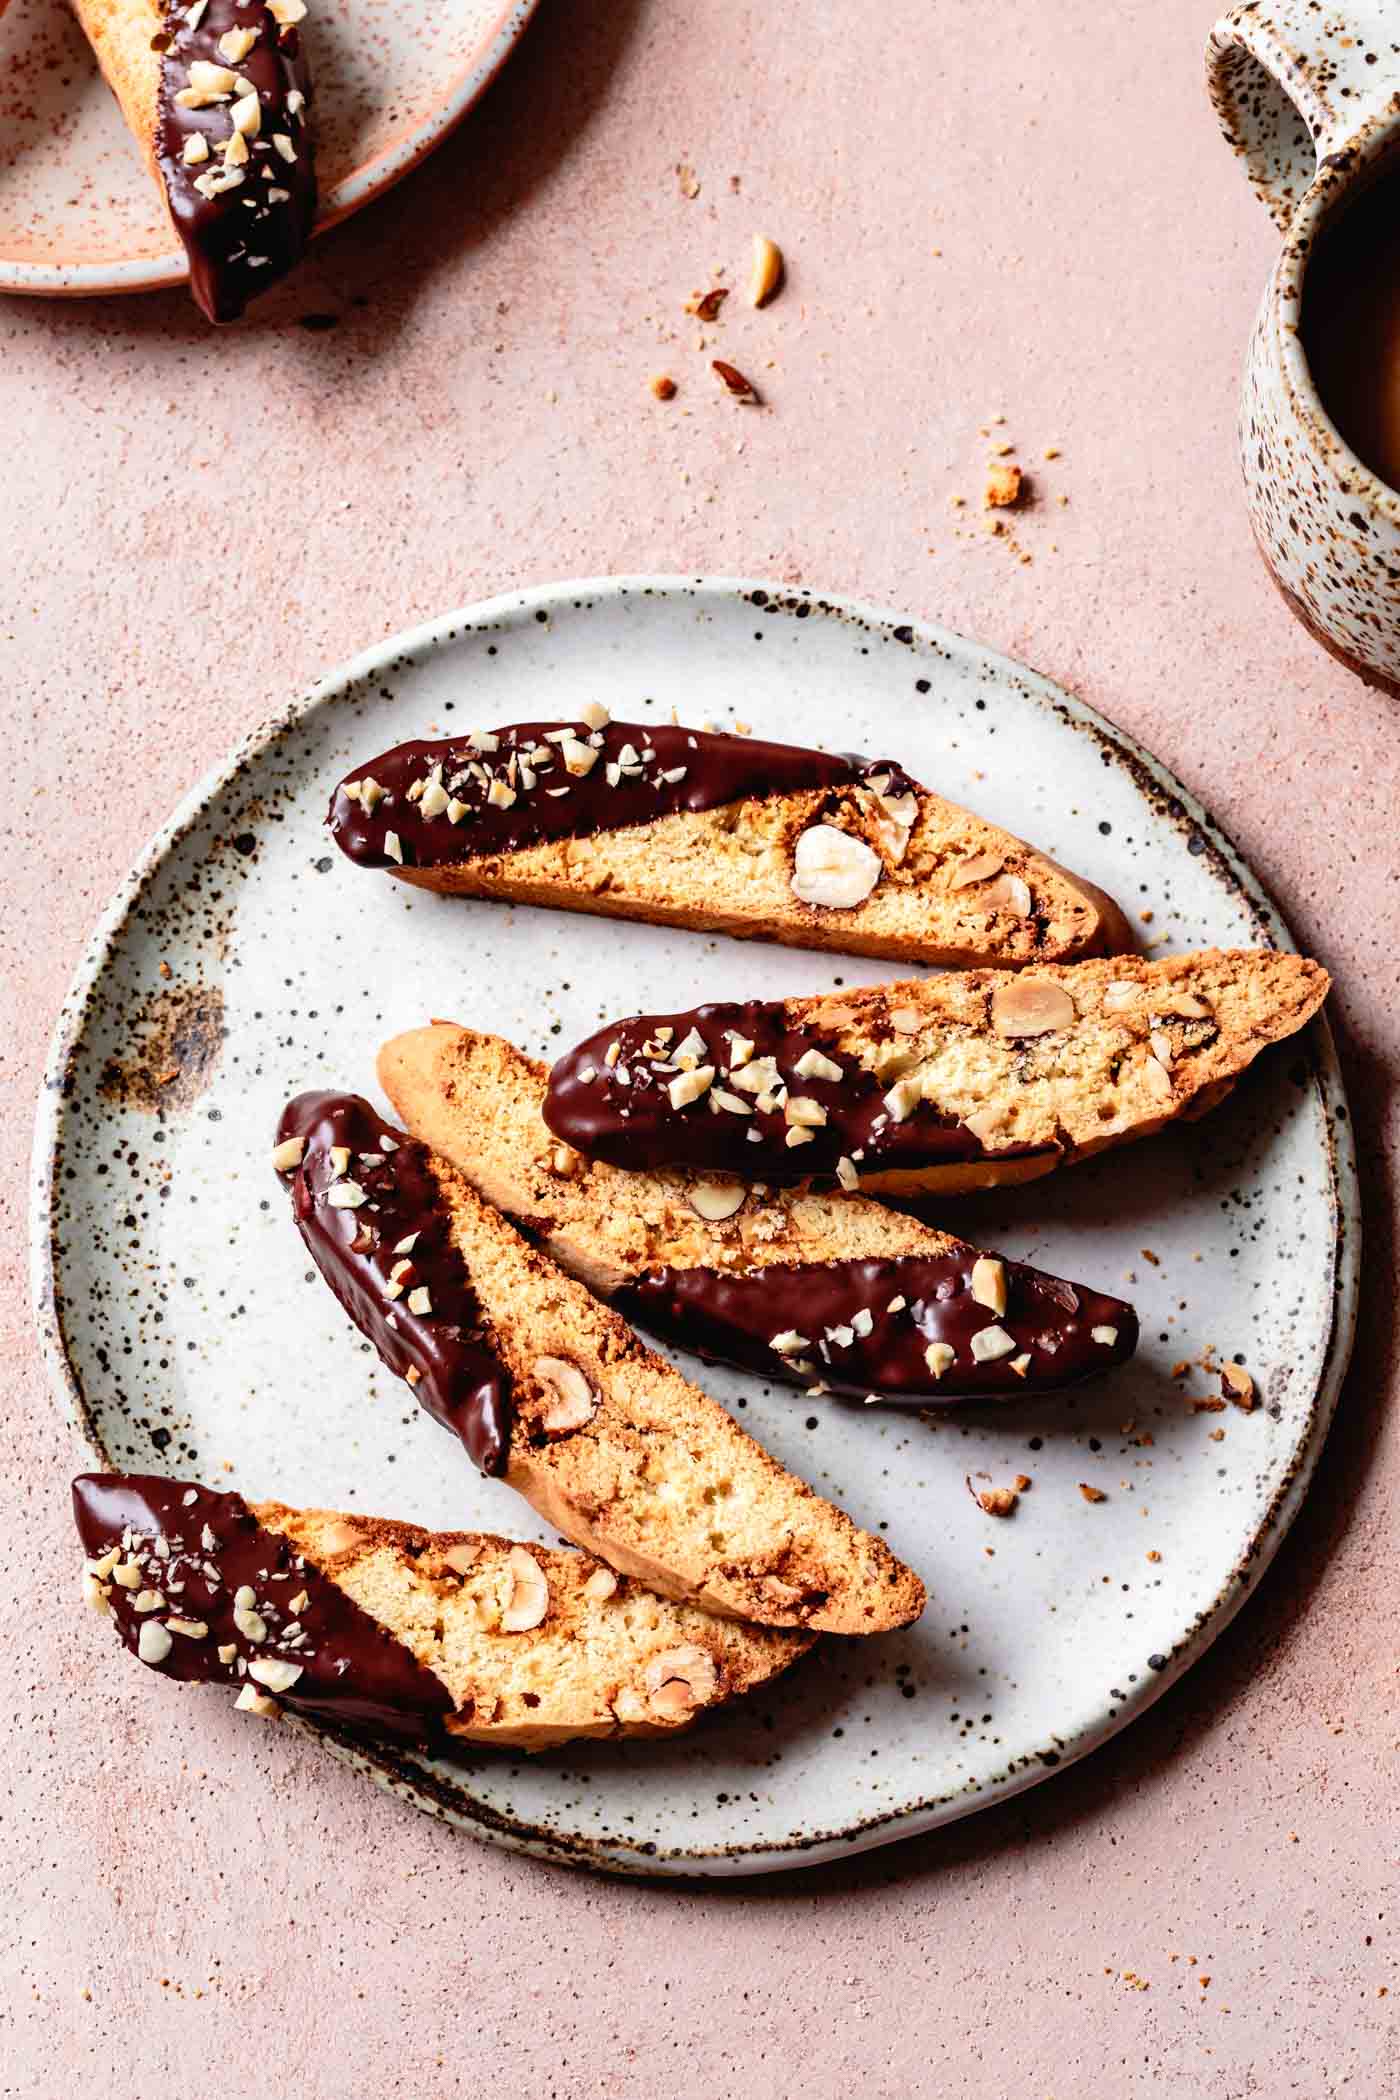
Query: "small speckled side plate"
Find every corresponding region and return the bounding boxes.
[32,577,1358,1877]
[0,0,537,300]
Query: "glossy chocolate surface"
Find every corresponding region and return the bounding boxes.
[545,999,1046,1184]
[157,0,315,324]
[276,1092,511,1475]
[328,718,918,870]
[73,1474,452,1739]
[620,1251,1137,1400]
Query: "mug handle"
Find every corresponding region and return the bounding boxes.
[1207,2,1400,229]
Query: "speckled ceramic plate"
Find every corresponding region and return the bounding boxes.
[32,577,1358,1876]
[0,0,536,300]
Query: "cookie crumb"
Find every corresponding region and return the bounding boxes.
[650,374,677,401]
[984,462,1023,508]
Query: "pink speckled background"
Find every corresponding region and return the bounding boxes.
[1,1,1395,2090]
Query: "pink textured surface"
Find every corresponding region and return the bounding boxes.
[1,0,1395,2090]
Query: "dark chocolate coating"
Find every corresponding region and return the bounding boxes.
[619,1251,1137,1401]
[73,1474,452,1740]
[157,0,315,324]
[327,718,917,870]
[276,1092,511,1476]
[545,999,1049,1185]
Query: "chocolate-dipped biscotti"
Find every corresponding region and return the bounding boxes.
[274,1093,926,1635]
[75,1475,811,1750]
[378,1023,1138,1403]
[326,710,1130,966]
[73,0,315,321]
[543,951,1331,1196]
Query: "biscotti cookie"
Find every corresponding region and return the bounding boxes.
[543,950,1331,1196]
[378,1023,1139,1402]
[73,0,315,321]
[326,711,1130,966]
[274,1094,926,1634]
[75,1475,810,1750]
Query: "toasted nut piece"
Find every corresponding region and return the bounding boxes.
[985,462,1023,507]
[644,1644,718,1715]
[271,1135,304,1174]
[835,1156,860,1191]
[685,287,729,321]
[316,1517,364,1555]
[249,1656,304,1693]
[1102,981,1138,1013]
[166,1617,209,1640]
[712,359,759,404]
[688,1178,747,1221]
[970,1256,1008,1315]
[925,1341,955,1379]
[982,871,1033,915]
[137,1620,173,1665]
[991,977,1076,1037]
[749,234,784,306]
[792,824,882,909]
[1159,993,1213,1020]
[976,1485,1018,1517]
[533,1355,599,1434]
[1145,1055,1174,1100]
[668,1065,715,1110]
[785,1095,828,1128]
[501,1546,550,1632]
[1220,1363,1256,1410]
[970,1324,1016,1363]
[443,1540,481,1574]
[217,23,258,59]
[1078,1482,1107,1504]
[887,1006,922,1036]
[794,1046,843,1083]
[560,735,598,777]
[883,1075,923,1123]
[234,1684,282,1718]
[231,89,261,136]
[950,849,1006,890]
[1149,1031,1173,1065]
[1091,1325,1119,1346]
[82,1573,111,1615]
[650,374,677,400]
[583,1566,619,1601]
[181,133,210,165]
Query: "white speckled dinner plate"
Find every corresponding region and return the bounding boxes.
[31,577,1358,1876]
[0,0,536,301]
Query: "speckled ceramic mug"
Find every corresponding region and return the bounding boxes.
[1208,2,1400,693]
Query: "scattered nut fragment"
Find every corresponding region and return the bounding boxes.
[443,1540,481,1575]
[550,1144,580,1178]
[218,23,258,59]
[1091,1325,1119,1347]
[668,1065,715,1110]
[1220,1363,1256,1410]
[650,374,677,401]
[234,1684,282,1719]
[836,1155,860,1191]
[137,1620,173,1665]
[687,1178,747,1221]
[925,1342,955,1380]
[249,1656,304,1693]
[685,286,728,321]
[1014,1474,1032,1492]
[1078,1483,1107,1504]
[985,462,1023,508]
[644,1644,718,1716]
[533,1355,599,1434]
[712,359,759,404]
[991,977,1075,1037]
[271,1135,304,1174]
[676,162,700,199]
[501,1546,550,1632]
[970,1324,1016,1362]
[749,234,784,307]
[882,1075,922,1123]
[794,1046,843,1084]
[785,1095,828,1128]
[82,1573,111,1615]
[970,1256,1008,1316]
[583,1566,618,1602]
[181,134,210,166]
[976,1485,1018,1517]
[950,849,1006,890]
[791,823,882,909]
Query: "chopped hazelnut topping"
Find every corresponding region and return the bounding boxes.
[137,1621,174,1665]
[925,1341,955,1379]
[249,1657,303,1693]
[181,134,211,166]
[328,1145,351,1177]
[419,778,449,818]
[770,1330,809,1356]
[668,1066,715,1110]
[131,1588,165,1614]
[82,1573,111,1616]
[230,88,261,136]
[406,1286,432,1316]
[711,1088,753,1115]
[166,1617,210,1640]
[192,164,245,198]
[970,1324,1016,1363]
[176,59,238,107]
[359,777,385,811]
[486,778,517,811]
[271,1135,304,1173]
[1091,1325,1119,1346]
[267,0,307,21]
[272,132,298,163]
[793,1046,843,1083]
[836,1155,859,1191]
[784,1094,828,1128]
[785,1126,814,1147]
[234,1685,281,1718]
[217,1643,238,1665]
[218,23,259,59]
[883,1076,923,1123]
[1010,1353,1032,1377]
[970,1256,1007,1315]
[850,1308,874,1338]
[325,1181,366,1208]
[578,700,610,729]
[383,831,403,864]
[222,128,250,166]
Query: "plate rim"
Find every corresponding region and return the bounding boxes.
[30,573,1362,1877]
[0,0,538,298]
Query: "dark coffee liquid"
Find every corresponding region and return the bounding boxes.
[1303,166,1400,491]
